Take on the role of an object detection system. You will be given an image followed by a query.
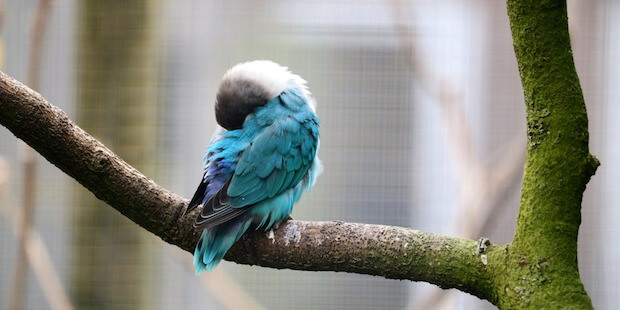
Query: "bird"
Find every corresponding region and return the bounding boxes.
[185,60,321,273]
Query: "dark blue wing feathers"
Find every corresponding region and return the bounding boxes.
[185,176,209,215]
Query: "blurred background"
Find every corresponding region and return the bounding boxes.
[0,0,617,309]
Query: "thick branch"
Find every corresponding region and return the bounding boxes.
[505,0,597,308]
[229,221,497,301]
[0,71,195,249]
[509,0,598,254]
[0,71,496,302]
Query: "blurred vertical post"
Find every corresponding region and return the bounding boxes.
[73,1,159,308]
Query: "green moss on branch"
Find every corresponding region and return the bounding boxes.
[506,0,597,307]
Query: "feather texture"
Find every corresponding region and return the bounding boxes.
[187,62,321,273]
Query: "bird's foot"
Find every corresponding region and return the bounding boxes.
[273,216,294,231]
[273,221,283,230]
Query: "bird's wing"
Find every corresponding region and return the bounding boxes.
[185,128,233,213]
[186,175,209,215]
[194,95,319,230]
[193,177,248,228]
[226,113,318,207]
[187,128,246,227]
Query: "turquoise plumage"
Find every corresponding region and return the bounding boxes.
[185,61,321,273]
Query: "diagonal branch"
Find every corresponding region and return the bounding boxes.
[0,70,498,303]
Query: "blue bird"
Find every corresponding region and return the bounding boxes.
[185,60,321,273]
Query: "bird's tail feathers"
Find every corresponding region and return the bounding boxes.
[194,217,252,274]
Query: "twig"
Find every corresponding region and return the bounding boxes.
[1,202,74,310]
[8,145,37,310]
[0,157,73,310]
[387,1,525,308]
[9,1,54,309]
[166,246,266,310]
[24,230,74,310]
[27,0,52,92]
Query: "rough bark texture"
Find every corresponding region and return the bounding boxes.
[228,221,498,302]
[0,72,496,302]
[0,71,195,249]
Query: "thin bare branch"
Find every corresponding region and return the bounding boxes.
[0,159,73,310]
[387,2,525,308]
[27,0,53,92]
[9,1,53,309]
[166,246,266,310]
[9,145,37,310]
[24,231,74,310]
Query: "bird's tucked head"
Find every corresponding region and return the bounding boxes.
[215,60,312,130]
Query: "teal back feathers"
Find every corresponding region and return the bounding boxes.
[186,61,321,273]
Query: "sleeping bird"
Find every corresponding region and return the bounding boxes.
[185,60,321,273]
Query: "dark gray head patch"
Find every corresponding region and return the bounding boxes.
[215,78,272,130]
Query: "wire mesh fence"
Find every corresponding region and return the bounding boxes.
[0,0,618,309]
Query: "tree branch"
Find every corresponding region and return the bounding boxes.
[0,71,195,249]
[0,71,497,302]
[503,0,598,308]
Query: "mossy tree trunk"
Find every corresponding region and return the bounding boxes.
[491,0,598,307]
[72,1,158,308]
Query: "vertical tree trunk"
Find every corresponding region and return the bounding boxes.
[501,0,598,307]
[72,1,158,308]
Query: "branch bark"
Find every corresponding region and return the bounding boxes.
[0,71,497,303]
[501,0,598,308]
